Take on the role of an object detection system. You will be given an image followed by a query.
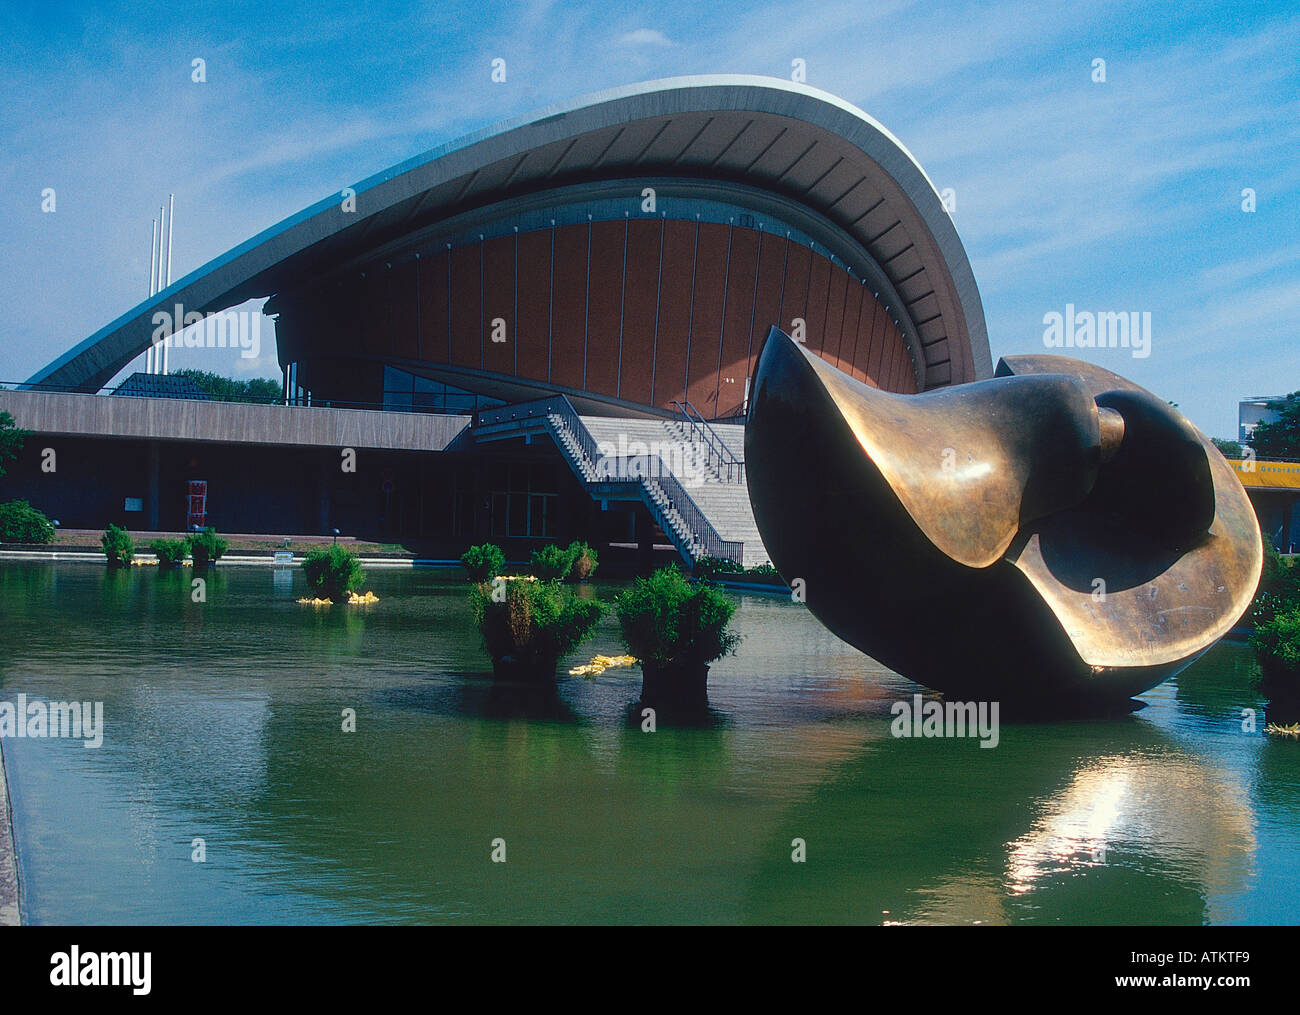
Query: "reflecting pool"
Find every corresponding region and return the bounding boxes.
[0,562,1295,924]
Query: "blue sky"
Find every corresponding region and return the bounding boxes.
[1,0,1295,439]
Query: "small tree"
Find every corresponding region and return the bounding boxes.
[565,541,599,582]
[150,537,191,569]
[190,527,228,567]
[101,524,134,568]
[469,578,604,681]
[615,565,741,713]
[1210,437,1243,458]
[303,545,365,601]
[460,543,505,582]
[530,543,576,581]
[0,500,55,544]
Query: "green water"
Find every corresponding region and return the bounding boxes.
[0,561,1296,924]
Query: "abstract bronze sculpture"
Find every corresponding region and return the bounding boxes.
[745,328,1262,708]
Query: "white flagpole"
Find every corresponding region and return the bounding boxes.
[164,194,174,375]
[147,218,158,374]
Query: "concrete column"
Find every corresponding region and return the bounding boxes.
[316,454,330,535]
[635,506,655,576]
[472,460,485,540]
[147,441,160,531]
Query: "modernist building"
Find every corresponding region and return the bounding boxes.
[6,76,992,561]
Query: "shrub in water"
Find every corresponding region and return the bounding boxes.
[530,543,577,582]
[460,543,505,582]
[150,537,190,569]
[190,527,228,567]
[469,578,604,680]
[615,564,741,713]
[566,541,599,582]
[303,545,365,601]
[0,499,55,544]
[101,524,134,568]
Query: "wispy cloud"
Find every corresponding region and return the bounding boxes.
[620,28,673,46]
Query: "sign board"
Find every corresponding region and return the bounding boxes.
[273,551,294,566]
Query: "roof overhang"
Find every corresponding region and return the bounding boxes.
[26,75,991,393]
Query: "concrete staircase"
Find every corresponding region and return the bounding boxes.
[473,396,771,568]
[679,481,770,569]
[581,416,770,568]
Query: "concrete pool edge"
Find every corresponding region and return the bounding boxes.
[0,739,20,925]
[0,549,420,567]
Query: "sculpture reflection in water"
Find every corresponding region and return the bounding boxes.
[1001,752,1254,907]
[745,328,1262,709]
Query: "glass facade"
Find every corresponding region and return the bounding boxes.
[485,462,557,539]
[381,366,503,414]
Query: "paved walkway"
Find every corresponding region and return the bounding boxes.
[0,743,19,925]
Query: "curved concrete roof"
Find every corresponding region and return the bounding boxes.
[27,75,991,393]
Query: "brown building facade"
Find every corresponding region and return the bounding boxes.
[273,208,919,421]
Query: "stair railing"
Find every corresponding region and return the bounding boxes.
[473,396,743,564]
[671,400,745,483]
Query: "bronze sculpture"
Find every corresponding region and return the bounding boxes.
[744,327,1262,709]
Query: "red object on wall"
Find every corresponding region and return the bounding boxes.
[187,480,208,530]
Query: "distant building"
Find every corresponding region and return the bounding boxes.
[1240,396,1284,446]
[1231,395,1298,553]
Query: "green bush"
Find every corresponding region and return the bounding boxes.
[1251,545,1300,627]
[101,524,134,567]
[190,527,228,567]
[530,543,577,581]
[1251,607,1300,683]
[0,499,55,544]
[460,543,505,582]
[303,545,365,601]
[745,562,780,577]
[149,537,190,569]
[469,578,604,672]
[614,564,741,668]
[565,541,599,582]
[693,555,744,581]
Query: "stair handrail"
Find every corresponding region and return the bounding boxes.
[474,396,743,564]
[671,400,745,483]
[475,395,601,466]
[646,470,745,564]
